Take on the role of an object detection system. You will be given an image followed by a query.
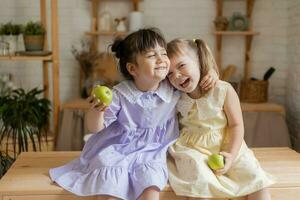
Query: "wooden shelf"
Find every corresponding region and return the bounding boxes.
[241,102,285,116]
[88,0,141,9]
[0,55,53,61]
[63,98,285,116]
[0,0,60,147]
[214,31,260,36]
[215,0,257,80]
[85,31,128,36]
[87,0,142,52]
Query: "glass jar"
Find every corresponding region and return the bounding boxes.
[0,41,9,56]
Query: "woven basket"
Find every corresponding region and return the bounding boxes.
[240,80,268,103]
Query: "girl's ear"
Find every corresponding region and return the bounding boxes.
[126,63,137,77]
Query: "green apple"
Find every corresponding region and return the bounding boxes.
[92,85,113,106]
[207,153,224,170]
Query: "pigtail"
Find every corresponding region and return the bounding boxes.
[194,39,219,81]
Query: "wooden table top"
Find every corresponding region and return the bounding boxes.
[0,147,298,196]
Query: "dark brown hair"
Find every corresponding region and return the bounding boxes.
[167,39,219,93]
[111,28,167,80]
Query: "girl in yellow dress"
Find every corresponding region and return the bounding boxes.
[166,39,275,199]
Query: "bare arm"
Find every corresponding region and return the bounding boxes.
[223,84,244,159]
[85,96,107,133]
[216,84,244,175]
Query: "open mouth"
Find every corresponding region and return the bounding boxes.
[180,78,190,88]
[155,66,167,70]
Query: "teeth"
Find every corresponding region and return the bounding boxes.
[180,79,189,88]
[179,79,187,85]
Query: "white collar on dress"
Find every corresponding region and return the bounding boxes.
[113,79,174,103]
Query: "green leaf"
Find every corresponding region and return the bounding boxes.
[23,21,45,35]
[0,87,50,158]
[0,152,14,178]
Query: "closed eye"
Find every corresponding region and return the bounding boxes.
[178,63,185,68]
[167,72,173,77]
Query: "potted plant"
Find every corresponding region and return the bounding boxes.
[0,22,22,55]
[23,21,46,51]
[0,87,51,178]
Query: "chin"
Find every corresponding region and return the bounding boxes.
[156,75,168,81]
[174,83,196,93]
[173,85,188,92]
[181,87,193,93]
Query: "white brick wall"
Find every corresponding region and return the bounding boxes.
[286,0,300,151]
[0,0,289,106]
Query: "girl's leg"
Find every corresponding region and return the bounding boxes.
[106,197,120,200]
[188,198,225,200]
[137,186,160,200]
[96,195,121,200]
[247,188,271,200]
[188,198,209,200]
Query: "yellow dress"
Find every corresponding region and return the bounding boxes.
[167,81,275,198]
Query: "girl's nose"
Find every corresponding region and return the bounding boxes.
[174,71,181,79]
[156,55,163,63]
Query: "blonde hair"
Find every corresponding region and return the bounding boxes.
[167,39,219,93]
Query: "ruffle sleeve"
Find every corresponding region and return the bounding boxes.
[103,89,121,128]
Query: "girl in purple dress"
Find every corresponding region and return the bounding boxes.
[50,28,181,200]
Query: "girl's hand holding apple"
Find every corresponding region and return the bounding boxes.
[214,151,234,176]
[87,95,107,112]
[87,85,113,112]
[92,85,113,106]
[207,153,224,171]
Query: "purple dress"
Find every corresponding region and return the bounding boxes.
[49,80,180,200]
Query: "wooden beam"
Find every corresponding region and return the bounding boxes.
[215,35,222,72]
[0,55,52,61]
[216,0,223,17]
[247,0,255,19]
[214,31,259,36]
[91,0,99,53]
[246,0,255,29]
[85,31,128,36]
[132,0,139,11]
[51,0,60,146]
[40,0,49,99]
[244,35,253,80]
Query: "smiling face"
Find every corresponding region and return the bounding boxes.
[167,50,201,93]
[127,43,170,90]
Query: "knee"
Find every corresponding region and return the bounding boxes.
[138,186,160,200]
[255,187,270,194]
[144,186,160,193]
[100,195,120,200]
